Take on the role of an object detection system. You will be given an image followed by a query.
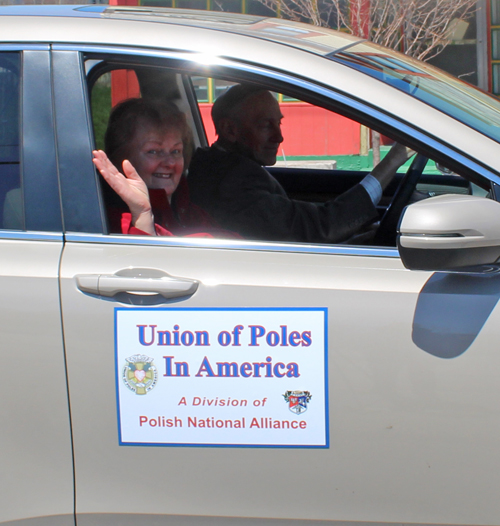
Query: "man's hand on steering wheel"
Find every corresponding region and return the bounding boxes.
[372,142,415,190]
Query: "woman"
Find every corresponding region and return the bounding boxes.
[93,98,223,237]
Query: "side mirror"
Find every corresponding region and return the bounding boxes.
[397,194,500,271]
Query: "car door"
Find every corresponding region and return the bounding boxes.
[57,47,500,526]
[0,48,74,526]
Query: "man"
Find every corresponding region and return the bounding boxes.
[188,83,409,243]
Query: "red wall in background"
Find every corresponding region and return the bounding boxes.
[199,102,361,157]
[111,70,141,108]
[109,0,139,5]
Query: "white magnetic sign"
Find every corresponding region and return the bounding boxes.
[115,308,328,448]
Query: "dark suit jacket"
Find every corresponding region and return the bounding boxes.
[188,145,378,243]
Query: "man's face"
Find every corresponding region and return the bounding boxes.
[230,91,284,166]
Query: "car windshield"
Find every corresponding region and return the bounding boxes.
[330,41,500,143]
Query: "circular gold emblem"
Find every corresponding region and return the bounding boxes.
[123,354,158,395]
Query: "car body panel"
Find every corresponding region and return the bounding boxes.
[0,237,73,526]
[59,235,500,525]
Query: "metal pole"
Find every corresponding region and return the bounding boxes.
[477,0,490,91]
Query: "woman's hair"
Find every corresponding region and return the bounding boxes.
[104,98,194,171]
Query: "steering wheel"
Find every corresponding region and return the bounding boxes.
[373,153,428,246]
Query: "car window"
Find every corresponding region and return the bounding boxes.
[190,73,480,196]
[86,58,490,246]
[0,52,21,230]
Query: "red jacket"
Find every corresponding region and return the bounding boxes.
[110,177,239,238]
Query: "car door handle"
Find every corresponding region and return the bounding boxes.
[76,268,199,299]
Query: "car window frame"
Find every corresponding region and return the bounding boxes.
[0,45,63,236]
[74,45,500,180]
[54,43,500,256]
[52,49,105,234]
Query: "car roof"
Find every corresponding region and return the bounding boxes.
[0,4,363,56]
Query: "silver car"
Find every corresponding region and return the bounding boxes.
[1,5,500,526]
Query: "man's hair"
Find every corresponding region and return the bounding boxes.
[105,97,194,170]
[211,83,268,135]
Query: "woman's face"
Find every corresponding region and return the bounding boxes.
[126,123,184,195]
